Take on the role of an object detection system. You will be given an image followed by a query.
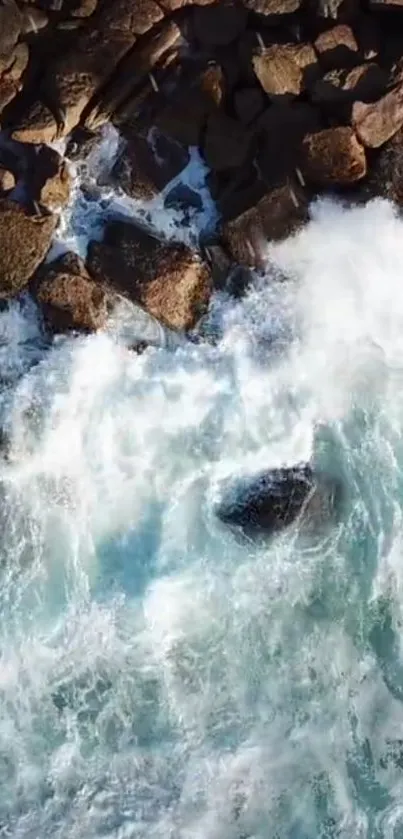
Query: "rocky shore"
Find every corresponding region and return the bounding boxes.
[0,0,403,333]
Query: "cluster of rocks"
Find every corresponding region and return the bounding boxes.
[1,0,403,335]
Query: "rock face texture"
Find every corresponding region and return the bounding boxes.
[302,127,367,184]
[0,201,56,297]
[87,222,212,331]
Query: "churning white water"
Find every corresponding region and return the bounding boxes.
[1,148,403,838]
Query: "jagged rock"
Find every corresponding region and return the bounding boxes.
[362,125,403,203]
[312,63,388,112]
[302,127,366,185]
[87,221,212,331]
[0,200,56,297]
[222,182,307,267]
[111,130,189,201]
[0,168,15,192]
[192,2,248,46]
[33,147,71,210]
[158,0,215,10]
[203,111,252,171]
[234,87,265,124]
[12,0,165,141]
[0,42,29,117]
[240,0,301,13]
[34,253,114,333]
[11,101,58,144]
[156,64,225,146]
[352,85,403,148]
[257,102,322,187]
[252,43,318,98]
[84,19,181,130]
[216,465,343,537]
[314,24,359,70]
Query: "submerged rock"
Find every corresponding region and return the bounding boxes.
[216,465,343,537]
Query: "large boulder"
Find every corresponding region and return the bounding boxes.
[31,147,71,211]
[216,465,343,537]
[87,221,212,331]
[311,63,388,114]
[302,127,367,185]
[34,252,114,334]
[0,200,56,297]
[352,84,403,148]
[157,64,226,147]
[203,111,252,171]
[257,102,323,187]
[221,183,308,267]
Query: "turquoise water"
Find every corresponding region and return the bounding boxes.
[0,198,403,838]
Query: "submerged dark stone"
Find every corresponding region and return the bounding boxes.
[216,464,343,537]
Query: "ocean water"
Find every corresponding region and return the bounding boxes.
[0,136,403,838]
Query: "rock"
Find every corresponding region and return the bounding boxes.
[87,221,212,331]
[164,183,203,211]
[35,254,114,334]
[0,5,21,67]
[69,0,98,16]
[252,43,318,98]
[0,42,29,117]
[11,101,58,144]
[111,130,189,201]
[84,19,181,129]
[312,63,388,112]
[13,0,165,141]
[257,102,322,188]
[222,182,307,267]
[32,147,71,211]
[362,125,403,203]
[192,2,248,46]
[234,86,265,124]
[0,168,15,192]
[370,0,403,9]
[216,465,343,537]
[156,64,225,146]
[158,0,215,10]
[0,200,56,297]
[20,6,48,34]
[240,0,301,14]
[314,25,359,70]
[352,85,403,148]
[302,126,366,185]
[203,111,252,171]
[65,126,102,161]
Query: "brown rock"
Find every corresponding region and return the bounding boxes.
[87,222,212,331]
[0,168,15,192]
[192,2,247,46]
[252,44,318,98]
[70,0,98,16]
[352,85,403,148]
[203,111,252,171]
[0,200,56,297]
[158,0,215,10]
[312,63,387,111]
[11,101,58,144]
[314,25,359,70]
[222,183,307,267]
[302,126,366,185]
[363,125,403,203]
[111,130,189,201]
[13,0,165,141]
[0,5,21,66]
[241,0,301,13]
[257,102,322,187]
[33,147,71,211]
[35,254,113,334]
[0,42,29,117]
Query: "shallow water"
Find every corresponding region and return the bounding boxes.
[0,148,403,838]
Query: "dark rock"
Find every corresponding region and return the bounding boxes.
[352,84,403,148]
[234,86,265,124]
[252,43,318,98]
[65,126,102,161]
[240,0,301,14]
[20,7,48,34]
[164,184,203,211]
[314,24,359,70]
[0,5,21,67]
[158,0,215,10]
[257,102,322,187]
[311,63,388,113]
[216,465,343,537]
[192,2,248,46]
[203,111,252,171]
[355,15,379,60]
[0,200,56,297]
[0,42,29,118]
[0,168,15,192]
[362,125,403,203]
[222,182,307,267]
[31,146,71,211]
[370,0,403,10]
[112,130,189,201]
[11,100,58,145]
[34,254,114,334]
[156,64,226,146]
[87,221,212,331]
[302,126,367,185]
